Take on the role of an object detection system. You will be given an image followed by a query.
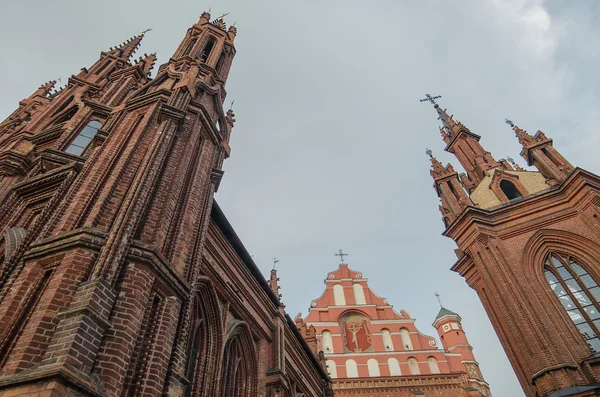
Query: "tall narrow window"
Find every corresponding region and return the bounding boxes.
[381,329,394,351]
[353,283,366,305]
[500,180,522,200]
[400,328,413,350]
[388,358,401,376]
[545,253,600,352]
[65,120,102,156]
[184,319,203,397]
[427,356,440,374]
[333,284,346,306]
[345,359,358,378]
[200,38,216,62]
[326,360,337,378]
[367,358,380,377]
[321,330,334,353]
[408,357,420,375]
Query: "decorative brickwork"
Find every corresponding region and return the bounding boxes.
[427,101,600,396]
[0,12,331,397]
[304,264,491,396]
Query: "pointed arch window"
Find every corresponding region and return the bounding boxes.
[65,120,102,156]
[200,38,216,62]
[545,253,600,352]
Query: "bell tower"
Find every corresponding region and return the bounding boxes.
[425,97,600,397]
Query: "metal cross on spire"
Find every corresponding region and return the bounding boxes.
[273,257,279,270]
[141,28,153,35]
[435,292,443,308]
[335,249,349,264]
[420,94,442,105]
[425,148,433,158]
[505,119,515,127]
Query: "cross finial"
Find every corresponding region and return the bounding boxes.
[420,94,442,105]
[507,156,515,165]
[334,249,349,264]
[425,148,433,158]
[229,100,235,110]
[435,292,443,308]
[141,28,153,35]
[273,257,280,270]
[505,118,515,127]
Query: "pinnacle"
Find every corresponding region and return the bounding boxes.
[135,52,157,76]
[109,32,146,61]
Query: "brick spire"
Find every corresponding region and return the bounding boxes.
[506,120,573,185]
[428,150,471,227]
[268,268,283,304]
[430,102,501,187]
[108,32,145,60]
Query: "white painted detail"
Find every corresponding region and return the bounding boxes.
[388,358,402,376]
[382,329,394,351]
[345,359,358,378]
[428,356,441,374]
[322,331,334,353]
[400,328,413,350]
[367,358,380,377]
[353,283,366,305]
[326,360,337,378]
[333,284,346,306]
[408,357,420,375]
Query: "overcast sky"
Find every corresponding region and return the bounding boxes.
[2,1,599,396]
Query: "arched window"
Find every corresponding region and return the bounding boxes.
[381,329,394,351]
[321,330,334,353]
[353,283,366,305]
[500,180,522,200]
[400,328,413,350]
[184,319,203,397]
[427,356,440,374]
[345,359,358,378]
[65,120,102,156]
[333,284,346,306]
[200,38,216,62]
[408,357,420,375]
[388,358,401,376]
[367,358,380,377]
[326,360,337,378]
[220,333,255,397]
[545,253,600,352]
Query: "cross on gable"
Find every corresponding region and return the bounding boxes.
[335,249,349,264]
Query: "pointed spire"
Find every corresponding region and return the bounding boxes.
[268,259,283,305]
[506,119,535,147]
[109,31,148,60]
[428,149,446,176]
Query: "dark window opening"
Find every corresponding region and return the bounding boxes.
[54,106,78,125]
[200,38,216,62]
[184,319,204,397]
[65,120,102,156]
[215,52,226,75]
[51,96,74,118]
[446,180,457,198]
[500,180,522,201]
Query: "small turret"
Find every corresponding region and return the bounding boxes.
[506,119,574,186]
[428,149,471,227]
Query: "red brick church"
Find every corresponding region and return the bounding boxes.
[0,13,332,397]
[425,97,600,396]
[300,262,491,396]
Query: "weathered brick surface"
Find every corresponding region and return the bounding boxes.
[428,105,600,396]
[0,12,331,397]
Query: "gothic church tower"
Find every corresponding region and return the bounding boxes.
[0,13,332,397]
[426,99,600,397]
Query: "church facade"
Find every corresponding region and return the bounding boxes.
[0,13,332,397]
[302,263,491,396]
[426,100,600,396]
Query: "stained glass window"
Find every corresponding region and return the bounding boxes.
[545,253,600,352]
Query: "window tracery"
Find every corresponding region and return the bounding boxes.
[544,252,600,352]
